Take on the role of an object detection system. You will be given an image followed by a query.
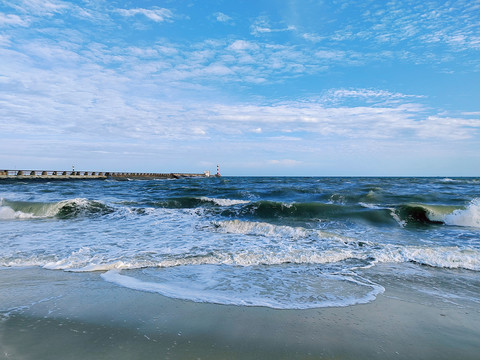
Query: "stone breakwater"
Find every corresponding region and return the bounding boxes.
[0,170,211,180]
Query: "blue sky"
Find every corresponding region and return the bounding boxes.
[1,0,479,176]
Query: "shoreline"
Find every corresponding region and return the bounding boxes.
[1,267,479,359]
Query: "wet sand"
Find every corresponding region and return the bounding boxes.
[1,267,479,359]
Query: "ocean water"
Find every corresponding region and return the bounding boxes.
[1,177,479,310]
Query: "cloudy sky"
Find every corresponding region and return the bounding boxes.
[1,0,479,176]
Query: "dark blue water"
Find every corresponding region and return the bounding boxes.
[1,177,479,308]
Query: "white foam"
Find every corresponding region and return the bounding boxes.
[374,245,480,271]
[2,242,474,273]
[0,206,35,220]
[405,201,479,227]
[444,198,480,228]
[214,219,310,238]
[213,249,361,267]
[11,243,363,271]
[2,233,478,273]
[389,208,406,227]
[199,197,250,206]
[359,202,384,210]
[42,247,96,270]
[101,268,384,309]
[0,257,48,268]
[213,219,341,241]
[101,270,242,305]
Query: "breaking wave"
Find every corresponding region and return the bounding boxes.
[221,201,396,225]
[2,219,477,272]
[199,197,250,206]
[144,196,250,209]
[2,195,479,229]
[220,199,480,228]
[2,244,478,272]
[212,219,341,240]
[0,198,113,220]
[2,177,479,310]
[394,199,480,228]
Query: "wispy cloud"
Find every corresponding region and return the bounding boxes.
[213,12,232,23]
[302,33,324,42]
[7,0,71,16]
[0,12,30,26]
[228,40,259,51]
[321,88,426,105]
[2,27,477,144]
[295,0,480,69]
[251,17,296,36]
[415,116,480,140]
[268,159,302,166]
[4,35,477,145]
[351,0,479,52]
[116,7,173,22]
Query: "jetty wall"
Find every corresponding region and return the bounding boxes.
[0,170,211,180]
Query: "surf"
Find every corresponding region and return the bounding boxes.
[0,198,113,220]
[393,199,480,228]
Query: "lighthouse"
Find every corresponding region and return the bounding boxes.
[216,164,221,177]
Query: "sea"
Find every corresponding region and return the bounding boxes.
[1,176,479,310]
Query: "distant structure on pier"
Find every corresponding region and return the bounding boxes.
[216,164,221,177]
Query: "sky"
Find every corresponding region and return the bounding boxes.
[1,0,479,176]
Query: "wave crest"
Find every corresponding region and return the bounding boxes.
[1,239,478,272]
[0,198,113,220]
[394,199,480,228]
[444,199,480,228]
[199,197,250,206]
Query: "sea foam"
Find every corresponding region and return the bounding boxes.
[101,267,385,309]
[199,197,250,206]
[444,198,480,228]
[0,205,35,220]
[391,201,480,228]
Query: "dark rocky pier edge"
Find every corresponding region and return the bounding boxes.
[0,169,214,180]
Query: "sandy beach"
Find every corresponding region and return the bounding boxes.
[1,266,479,360]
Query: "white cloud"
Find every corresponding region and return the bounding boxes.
[360,0,480,52]
[214,12,232,23]
[192,127,207,136]
[415,116,480,140]
[2,28,477,145]
[267,136,302,141]
[202,63,234,76]
[0,13,30,26]
[228,40,259,51]
[322,88,425,105]
[250,17,296,36]
[302,33,324,42]
[0,34,11,45]
[116,8,173,22]
[268,159,302,166]
[315,50,346,60]
[9,0,71,16]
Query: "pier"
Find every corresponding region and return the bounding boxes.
[0,169,212,180]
